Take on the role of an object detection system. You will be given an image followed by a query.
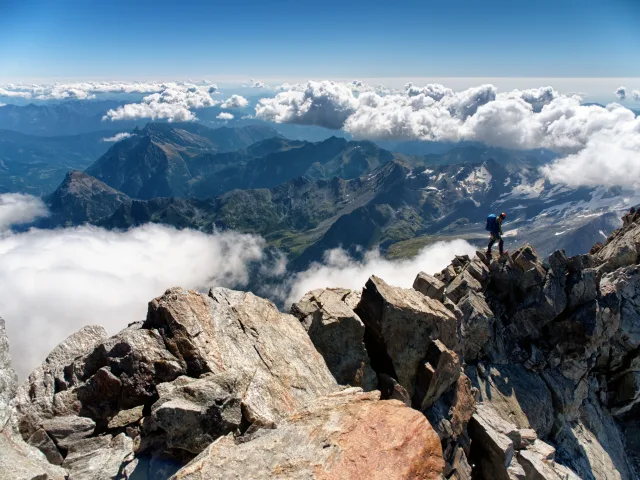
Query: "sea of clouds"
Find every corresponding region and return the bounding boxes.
[0,194,474,378]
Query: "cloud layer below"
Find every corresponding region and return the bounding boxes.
[0,221,265,378]
[256,80,640,188]
[0,193,475,379]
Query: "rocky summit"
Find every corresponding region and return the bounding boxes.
[2,215,640,479]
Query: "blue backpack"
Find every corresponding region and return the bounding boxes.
[486,214,497,232]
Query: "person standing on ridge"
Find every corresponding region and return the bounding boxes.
[486,212,507,256]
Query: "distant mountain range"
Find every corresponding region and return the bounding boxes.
[44,150,629,268]
[85,122,394,199]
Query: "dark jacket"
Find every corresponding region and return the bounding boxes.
[492,217,503,237]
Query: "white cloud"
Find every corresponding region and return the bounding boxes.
[220,95,249,109]
[250,79,268,89]
[633,90,640,102]
[615,86,627,101]
[255,80,358,130]
[217,112,234,120]
[102,132,134,142]
[0,193,48,232]
[256,81,640,188]
[0,81,169,101]
[103,83,220,122]
[0,224,266,378]
[283,239,476,307]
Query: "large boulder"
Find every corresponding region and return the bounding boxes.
[355,276,457,398]
[62,433,133,480]
[457,291,494,360]
[170,389,444,480]
[413,272,446,300]
[291,288,377,390]
[151,374,243,454]
[145,287,339,426]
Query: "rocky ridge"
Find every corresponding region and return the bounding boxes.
[2,213,640,479]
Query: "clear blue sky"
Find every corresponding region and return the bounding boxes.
[0,0,639,81]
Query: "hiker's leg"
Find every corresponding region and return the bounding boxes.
[487,235,495,253]
[499,238,504,255]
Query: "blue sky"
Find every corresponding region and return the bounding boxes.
[0,0,639,82]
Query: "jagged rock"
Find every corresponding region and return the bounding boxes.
[170,389,444,480]
[0,429,68,480]
[474,403,522,448]
[14,325,108,437]
[595,220,640,272]
[467,364,554,438]
[446,444,472,480]
[468,408,516,480]
[0,317,68,480]
[290,288,376,390]
[457,291,493,360]
[378,373,411,406]
[151,374,243,454]
[446,270,482,304]
[0,317,17,430]
[146,287,338,426]
[41,415,95,449]
[27,428,64,465]
[600,265,640,370]
[355,275,457,398]
[63,324,186,428]
[518,448,582,480]
[554,387,635,480]
[413,272,446,300]
[62,433,133,480]
[466,257,490,283]
[427,374,476,441]
[567,267,598,310]
[107,405,144,429]
[414,339,461,409]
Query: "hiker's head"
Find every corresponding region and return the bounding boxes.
[500,212,506,220]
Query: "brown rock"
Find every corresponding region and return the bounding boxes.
[415,339,461,409]
[446,270,482,304]
[171,389,444,480]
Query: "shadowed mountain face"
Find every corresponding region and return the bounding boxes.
[85,123,394,200]
[46,155,631,268]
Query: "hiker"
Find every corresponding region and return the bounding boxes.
[486,212,507,256]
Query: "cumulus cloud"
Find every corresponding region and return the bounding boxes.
[255,81,359,130]
[216,112,234,120]
[615,86,627,101]
[220,95,249,109]
[0,193,48,231]
[250,79,268,89]
[102,132,134,142]
[282,240,476,307]
[633,90,640,102]
[103,83,220,122]
[0,223,267,378]
[256,80,640,188]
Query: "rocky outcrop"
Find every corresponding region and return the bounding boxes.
[171,388,444,480]
[5,213,640,479]
[0,317,68,480]
[291,288,376,390]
